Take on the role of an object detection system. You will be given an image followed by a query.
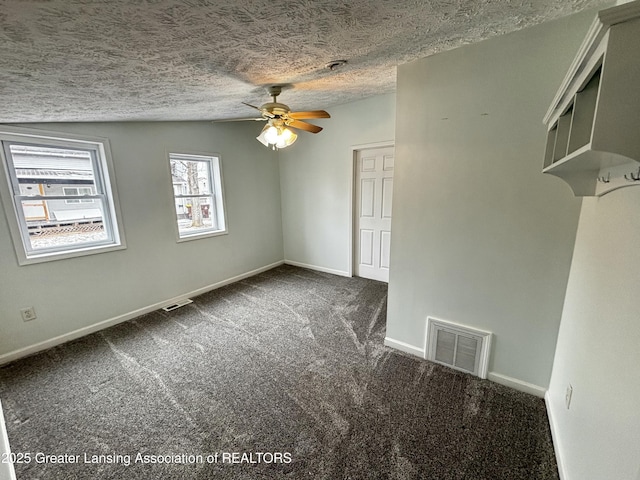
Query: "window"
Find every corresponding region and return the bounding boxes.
[169,153,226,240]
[0,127,125,264]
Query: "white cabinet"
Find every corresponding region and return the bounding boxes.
[543,1,640,196]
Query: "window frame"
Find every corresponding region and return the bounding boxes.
[0,126,126,265]
[167,151,228,242]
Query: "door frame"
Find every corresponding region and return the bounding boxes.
[348,140,395,278]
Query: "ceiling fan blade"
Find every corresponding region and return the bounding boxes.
[288,110,331,119]
[241,102,262,111]
[288,119,323,134]
[242,101,276,118]
[212,117,265,122]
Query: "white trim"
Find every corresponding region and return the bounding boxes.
[0,400,17,480]
[175,229,229,243]
[348,140,394,278]
[545,392,568,480]
[351,141,396,151]
[0,260,284,366]
[283,259,350,277]
[348,149,355,278]
[384,337,425,358]
[384,337,547,398]
[487,372,546,398]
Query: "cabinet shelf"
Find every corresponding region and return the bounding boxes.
[542,145,636,196]
[542,1,640,196]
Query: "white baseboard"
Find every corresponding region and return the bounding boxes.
[383,339,547,399]
[0,261,284,366]
[384,337,425,358]
[545,391,567,480]
[284,260,350,277]
[487,372,546,398]
[0,400,17,480]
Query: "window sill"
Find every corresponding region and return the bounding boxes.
[176,229,228,243]
[16,242,127,266]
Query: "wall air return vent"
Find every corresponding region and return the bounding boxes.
[425,317,492,379]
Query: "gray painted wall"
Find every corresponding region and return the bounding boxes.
[387,12,596,388]
[0,121,283,358]
[279,93,396,275]
[548,187,640,480]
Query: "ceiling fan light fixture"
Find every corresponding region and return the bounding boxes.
[256,124,297,150]
[256,124,271,147]
[276,128,297,149]
[264,125,280,144]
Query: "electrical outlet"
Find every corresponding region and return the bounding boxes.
[565,384,573,410]
[20,307,37,322]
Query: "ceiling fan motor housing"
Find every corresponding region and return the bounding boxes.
[259,102,290,116]
[261,86,290,115]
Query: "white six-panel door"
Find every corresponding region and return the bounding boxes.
[355,146,394,283]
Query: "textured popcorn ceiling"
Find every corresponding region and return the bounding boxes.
[0,0,609,122]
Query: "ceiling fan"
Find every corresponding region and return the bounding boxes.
[241,86,330,149]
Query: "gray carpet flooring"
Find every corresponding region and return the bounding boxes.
[0,265,559,479]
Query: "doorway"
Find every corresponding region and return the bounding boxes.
[353,144,394,283]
